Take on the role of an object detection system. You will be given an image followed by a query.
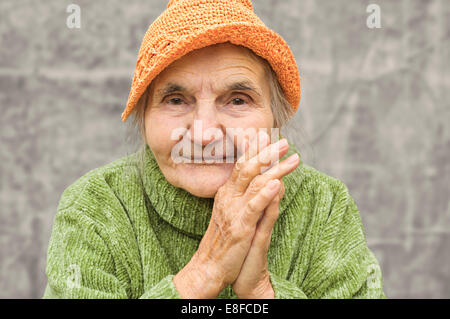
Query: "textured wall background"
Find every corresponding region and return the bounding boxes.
[0,0,449,298]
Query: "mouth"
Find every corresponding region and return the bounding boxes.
[179,156,237,164]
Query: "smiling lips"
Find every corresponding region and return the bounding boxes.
[177,149,240,163]
[182,157,237,163]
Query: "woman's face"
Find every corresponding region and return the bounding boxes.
[144,43,274,198]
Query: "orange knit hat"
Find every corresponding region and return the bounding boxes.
[121,0,301,122]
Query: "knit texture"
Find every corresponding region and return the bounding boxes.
[121,0,301,122]
[43,141,386,299]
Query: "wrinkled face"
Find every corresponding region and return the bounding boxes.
[144,42,274,198]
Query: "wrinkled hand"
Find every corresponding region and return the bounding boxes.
[231,132,293,299]
[231,180,285,298]
[173,130,299,298]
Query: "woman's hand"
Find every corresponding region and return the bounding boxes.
[231,181,285,298]
[232,132,296,298]
[173,131,299,298]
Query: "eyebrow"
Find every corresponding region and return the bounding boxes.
[155,80,262,99]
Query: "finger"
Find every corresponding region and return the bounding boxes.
[259,133,280,174]
[251,184,284,253]
[233,131,269,195]
[247,130,270,162]
[243,153,298,199]
[249,139,292,173]
[262,152,300,181]
[229,135,251,183]
[240,179,281,227]
[231,130,277,184]
[233,139,289,196]
[257,207,279,252]
[279,180,286,200]
[231,130,267,182]
[257,181,285,234]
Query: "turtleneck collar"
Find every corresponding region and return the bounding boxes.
[141,140,304,239]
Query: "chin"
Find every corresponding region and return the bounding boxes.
[178,162,235,198]
[186,186,220,198]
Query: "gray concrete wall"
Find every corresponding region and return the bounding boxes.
[0,0,449,298]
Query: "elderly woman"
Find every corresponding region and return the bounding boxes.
[43,0,385,299]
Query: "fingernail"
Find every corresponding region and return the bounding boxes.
[278,138,288,149]
[287,153,299,164]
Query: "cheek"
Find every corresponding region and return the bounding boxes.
[145,111,183,155]
[226,111,274,131]
[223,111,275,148]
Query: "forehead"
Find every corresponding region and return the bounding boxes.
[150,43,268,91]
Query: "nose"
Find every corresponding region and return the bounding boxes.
[187,103,224,147]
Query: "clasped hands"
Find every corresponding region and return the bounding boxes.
[173,131,300,298]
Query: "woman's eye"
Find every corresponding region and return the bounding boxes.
[166,97,185,105]
[230,97,248,106]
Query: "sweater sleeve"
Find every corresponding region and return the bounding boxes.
[43,207,181,299]
[269,181,386,299]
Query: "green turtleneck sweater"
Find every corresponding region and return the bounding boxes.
[43,141,386,299]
